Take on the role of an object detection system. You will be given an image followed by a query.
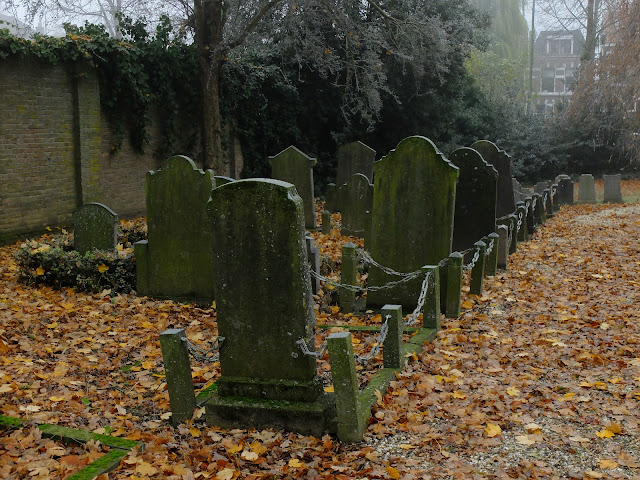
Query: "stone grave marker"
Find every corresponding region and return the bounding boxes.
[512,178,524,202]
[73,202,118,255]
[557,177,574,205]
[214,175,235,186]
[325,183,339,212]
[578,174,596,204]
[269,146,317,229]
[470,140,516,218]
[336,141,376,186]
[534,181,551,194]
[449,147,497,255]
[338,173,373,237]
[604,174,623,203]
[135,155,216,304]
[367,136,459,309]
[205,179,334,435]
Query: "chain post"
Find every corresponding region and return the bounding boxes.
[551,184,560,212]
[485,232,499,276]
[508,214,518,254]
[469,241,487,295]
[339,243,357,313]
[445,252,463,318]
[382,306,403,369]
[364,210,373,251]
[516,202,528,242]
[421,265,441,329]
[321,210,331,235]
[496,224,509,270]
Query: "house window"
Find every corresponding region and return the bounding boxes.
[542,68,555,92]
[547,38,573,55]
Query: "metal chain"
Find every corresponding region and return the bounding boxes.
[181,336,224,363]
[551,186,557,196]
[517,212,523,232]
[309,267,424,292]
[358,249,421,277]
[463,247,481,272]
[543,192,548,205]
[356,315,391,364]
[507,221,514,247]
[531,197,537,211]
[484,238,494,257]
[296,337,328,358]
[404,271,432,326]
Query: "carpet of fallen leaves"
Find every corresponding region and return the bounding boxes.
[1,180,640,479]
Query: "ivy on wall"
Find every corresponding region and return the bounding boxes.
[0,16,199,160]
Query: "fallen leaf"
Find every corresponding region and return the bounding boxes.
[598,459,618,469]
[485,423,502,437]
[515,435,535,445]
[386,466,400,479]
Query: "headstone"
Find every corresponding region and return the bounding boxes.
[470,140,516,218]
[135,155,216,304]
[603,174,623,203]
[449,147,498,255]
[512,178,523,202]
[534,181,551,194]
[338,173,373,237]
[325,183,339,212]
[214,175,235,186]
[367,136,459,309]
[578,174,596,204]
[269,146,317,229]
[557,177,574,205]
[73,203,118,255]
[205,179,333,435]
[336,141,376,186]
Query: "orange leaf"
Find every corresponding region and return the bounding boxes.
[386,466,400,479]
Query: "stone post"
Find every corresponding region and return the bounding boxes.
[159,329,196,425]
[422,265,441,330]
[508,214,518,254]
[497,224,508,269]
[382,305,403,369]
[533,193,544,225]
[364,211,373,251]
[552,184,560,211]
[446,253,463,318]
[306,236,321,295]
[525,197,535,235]
[543,188,554,217]
[485,232,499,276]
[321,210,331,235]
[328,332,366,442]
[340,243,357,313]
[469,241,487,295]
[516,202,527,243]
[134,240,149,296]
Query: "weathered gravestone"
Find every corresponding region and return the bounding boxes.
[73,203,118,255]
[449,147,497,254]
[338,173,373,237]
[367,136,459,309]
[325,183,339,212]
[205,179,334,435]
[603,174,623,203]
[214,175,235,186]
[557,177,574,205]
[269,146,317,229]
[534,181,551,194]
[135,156,216,304]
[578,174,596,204]
[470,140,516,218]
[512,178,524,202]
[336,141,376,187]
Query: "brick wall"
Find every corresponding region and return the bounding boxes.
[0,56,169,241]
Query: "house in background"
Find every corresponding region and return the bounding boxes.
[532,30,585,115]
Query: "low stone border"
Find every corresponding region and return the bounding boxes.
[0,414,140,480]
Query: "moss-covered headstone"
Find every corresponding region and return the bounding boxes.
[336,141,376,186]
[449,147,497,254]
[73,203,118,255]
[338,173,373,237]
[269,146,317,229]
[470,140,516,218]
[367,136,459,309]
[135,156,216,304]
[205,179,334,435]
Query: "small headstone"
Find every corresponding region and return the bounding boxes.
[470,140,516,218]
[205,179,333,435]
[269,146,317,229]
[578,174,596,204]
[557,177,574,205]
[367,136,459,309]
[325,183,339,212]
[449,147,497,255]
[338,173,373,237]
[336,141,376,186]
[214,175,235,186]
[73,202,118,255]
[135,155,216,304]
[512,178,523,202]
[603,174,623,203]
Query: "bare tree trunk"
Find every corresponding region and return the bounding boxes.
[194,0,227,174]
[582,0,597,61]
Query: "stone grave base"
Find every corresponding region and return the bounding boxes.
[205,393,336,437]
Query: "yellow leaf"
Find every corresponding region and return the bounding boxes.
[98,264,109,273]
[46,226,52,231]
[324,385,334,393]
[452,390,466,399]
[49,395,66,402]
[596,429,615,439]
[46,321,58,329]
[241,450,259,461]
[607,423,622,434]
[386,466,400,479]
[226,443,243,454]
[36,266,45,276]
[135,461,158,476]
[0,384,14,393]
[398,444,416,450]
[485,423,502,437]
[515,435,535,445]
[140,321,154,329]
[216,468,235,480]
[117,243,124,251]
[461,300,473,309]
[562,392,575,400]
[525,423,542,434]
[189,427,201,437]
[330,306,340,314]
[506,386,520,397]
[598,459,618,469]
[289,459,304,468]
[250,442,268,456]
[608,377,622,384]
